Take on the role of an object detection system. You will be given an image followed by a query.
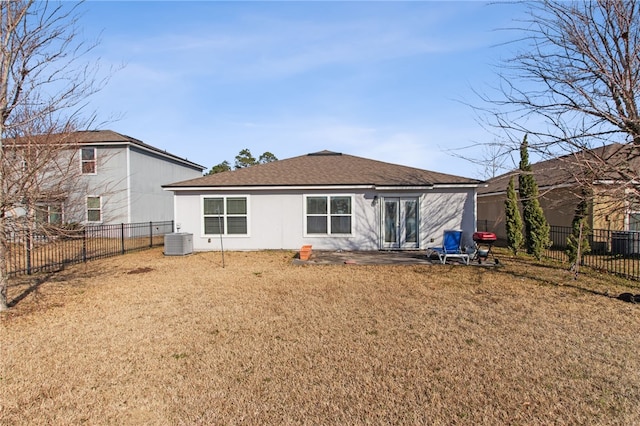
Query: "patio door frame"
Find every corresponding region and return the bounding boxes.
[381,196,419,249]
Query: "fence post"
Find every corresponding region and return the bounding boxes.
[26,229,32,275]
[82,228,87,263]
[121,223,125,255]
[149,221,153,248]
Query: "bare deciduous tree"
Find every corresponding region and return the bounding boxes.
[478,0,640,208]
[449,139,513,180]
[0,1,105,311]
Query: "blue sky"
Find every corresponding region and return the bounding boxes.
[82,1,523,178]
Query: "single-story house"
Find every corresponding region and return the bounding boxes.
[163,150,484,251]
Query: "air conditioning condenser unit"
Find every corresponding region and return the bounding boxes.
[164,233,193,256]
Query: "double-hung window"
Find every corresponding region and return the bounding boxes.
[35,203,63,225]
[87,196,101,222]
[629,212,640,231]
[203,196,248,235]
[627,197,640,231]
[81,147,96,174]
[305,195,352,235]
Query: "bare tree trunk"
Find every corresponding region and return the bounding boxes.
[0,242,8,310]
[570,221,584,280]
[0,1,106,310]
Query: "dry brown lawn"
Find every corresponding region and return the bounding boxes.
[1,248,639,425]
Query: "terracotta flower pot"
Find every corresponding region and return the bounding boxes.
[299,245,312,260]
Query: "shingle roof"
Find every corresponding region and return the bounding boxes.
[164,150,483,189]
[6,129,205,171]
[73,130,205,170]
[479,143,636,195]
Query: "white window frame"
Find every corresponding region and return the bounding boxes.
[304,194,354,237]
[201,195,250,237]
[81,147,97,174]
[86,196,102,223]
[35,202,64,225]
[628,211,640,231]
[625,194,640,231]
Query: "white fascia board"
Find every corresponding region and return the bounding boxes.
[593,179,640,185]
[375,186,434,191]
[165,183,481,192]
[90,141,204,170]
[164,185,376,192]
[478,182,575,198]
[431,184,483,189]
[477,191,506,198]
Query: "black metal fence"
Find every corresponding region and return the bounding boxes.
[5,220,174,277]
[477,219,640,281]
[545,225,640,281]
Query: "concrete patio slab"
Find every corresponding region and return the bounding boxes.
[293,250,499,266]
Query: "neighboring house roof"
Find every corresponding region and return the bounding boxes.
[164,150,483,189]
[5,129,205,171]
[75,130,205,171]
[479,143,638,196]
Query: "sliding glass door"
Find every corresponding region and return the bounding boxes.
[382,197,419,249]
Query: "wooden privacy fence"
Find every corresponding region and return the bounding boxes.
[477,220,640,281]
[5,221,174,277]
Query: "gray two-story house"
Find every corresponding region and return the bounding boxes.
[35,130,205,225]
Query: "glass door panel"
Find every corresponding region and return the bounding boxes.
[404,199,418,244]
[382,197,419,249]
[384,200,399,245]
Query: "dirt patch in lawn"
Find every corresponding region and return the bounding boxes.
[2,248,639,425]
[127,266,154,274]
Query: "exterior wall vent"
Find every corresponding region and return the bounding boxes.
[164,233,193,256]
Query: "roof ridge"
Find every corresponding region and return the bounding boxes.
[308,150,342,156]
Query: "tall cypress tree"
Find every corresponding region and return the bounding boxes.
[505,176,524,255]
[518,135,552,260]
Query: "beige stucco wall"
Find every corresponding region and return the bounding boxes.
[477,187,582,240]
[592,191,627,231]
